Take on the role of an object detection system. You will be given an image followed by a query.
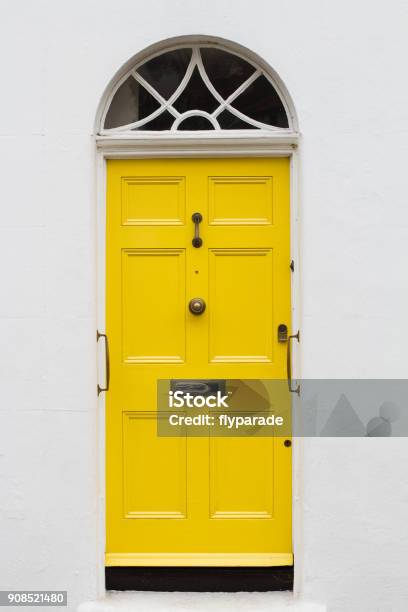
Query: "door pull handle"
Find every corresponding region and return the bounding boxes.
[97,331,110,395]
[192,212,203,248]
[287,331,300,395]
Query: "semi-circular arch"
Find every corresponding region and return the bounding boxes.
[95,35,298,136]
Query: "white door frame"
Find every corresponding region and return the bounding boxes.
[95,132,302,596]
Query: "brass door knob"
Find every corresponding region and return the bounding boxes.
[189,298,206,315]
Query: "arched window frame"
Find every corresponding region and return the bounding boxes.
[95,38,298,139]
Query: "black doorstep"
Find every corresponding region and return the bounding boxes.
[106,566,293,592]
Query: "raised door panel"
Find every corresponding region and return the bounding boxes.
[209,436,274,519]
[123,412,187,519]
[121,176,185,225]
[209,249,273,363]
[208,176,273,225]
[122,249,186,363]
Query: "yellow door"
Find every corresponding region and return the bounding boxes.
[106,158,292,567]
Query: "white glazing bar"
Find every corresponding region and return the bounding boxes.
[102,107,165,132]
[164,51,197,108]
[132,72,168,106]
[132,72,180,119]
[195,47,226,106]
[212,70,260,118]
[224,105,283,131]
[171,110,220,131]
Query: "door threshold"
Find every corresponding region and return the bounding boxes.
[105,566,293,592]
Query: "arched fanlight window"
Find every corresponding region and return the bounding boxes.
[100,45,292,134]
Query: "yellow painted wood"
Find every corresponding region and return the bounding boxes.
[105,553,294,567]
[106,158,292,566]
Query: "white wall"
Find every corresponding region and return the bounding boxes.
[0,1,407,611]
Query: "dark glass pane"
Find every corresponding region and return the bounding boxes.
[201,48,255,99]
[178,116,215,130]
[104,77,139,129]
[104,77,160,129]
[135,109,175,131]
[138,48,192,100]
[174,67,219,114]
[217,109,257,129]
[231,75,289,128]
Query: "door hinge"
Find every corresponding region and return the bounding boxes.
[290,260,295,272]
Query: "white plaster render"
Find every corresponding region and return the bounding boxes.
[0,1,408,612]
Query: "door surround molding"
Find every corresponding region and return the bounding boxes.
[95,97,301,599]
[96,133,298,156]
